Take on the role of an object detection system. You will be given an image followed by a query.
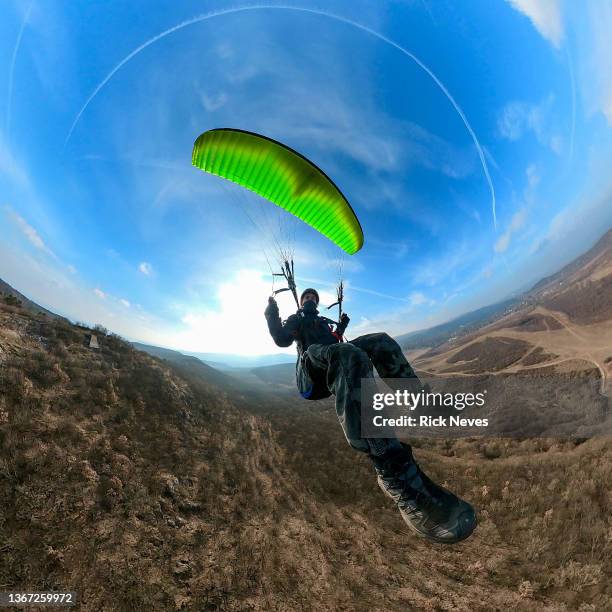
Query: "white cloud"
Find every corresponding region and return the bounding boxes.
[139,261,153,276]
[93,288,106,299]
[498,104,525,141]
[494,163,536,255]
[506,0,564,48]
[498,96,563,154]
[495,208,528,253]
[6,207,56,258]
[120,298,131,308]
[59,6,495,310]
[494,233,511,254]
[67,264,77,274]
[541,182,612,247]
[0,240,170,343]
[349,315,371,330]
[11,213,44,249]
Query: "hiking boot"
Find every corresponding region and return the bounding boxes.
[371,445,477,544]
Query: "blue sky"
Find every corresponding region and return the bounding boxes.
[2,0,612,355]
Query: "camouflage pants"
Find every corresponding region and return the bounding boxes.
[304,332,420,454]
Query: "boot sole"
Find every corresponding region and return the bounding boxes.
[377,478,477,544]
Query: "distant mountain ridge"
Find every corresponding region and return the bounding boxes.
[395,228,612,351]
[184,350,296,369]
[395,298,518,351]
[526,229,612,300]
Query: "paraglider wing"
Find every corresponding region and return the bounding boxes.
[191,128,363,255]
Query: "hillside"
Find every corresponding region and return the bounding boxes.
[528,229,612,299]
[0,301,295,609]
[411,229,612,401]
[0,278,63,320]
[526,229,612,325]
[248,362,296,390]
[1,294,611,610]
[397,229,612,353]
[132,341,237,391]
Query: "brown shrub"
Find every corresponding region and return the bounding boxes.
[21,350,62,388]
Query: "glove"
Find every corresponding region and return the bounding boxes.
[265,296,279,318]
[337,312,350,335]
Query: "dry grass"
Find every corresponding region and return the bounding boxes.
[0,302,610,611]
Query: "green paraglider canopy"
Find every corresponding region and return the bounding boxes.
[192,128,363,255]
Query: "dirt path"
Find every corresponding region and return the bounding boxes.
[413,306,610,397]
[542,309,607,395]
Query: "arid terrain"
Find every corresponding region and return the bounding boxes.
[410,231,612,396]
[0,231,611,611]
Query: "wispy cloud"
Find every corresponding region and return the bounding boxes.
[494,208,527,253]
[200,90,228,112]
[0,140,30,188]
[535,181,612,253]
[62,5,497,229]
[82,15,490,316]
[582,3,612,125]
[0,239,169,342]
[409,291,432,306]
[494,163,540,254]
[362,237,413,261]
[7,1,607,356]
[410,239,476,287]
[498,95,563,154]
[6,207,56,258]
[5,1,33,139]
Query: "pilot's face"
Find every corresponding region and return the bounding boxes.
[301,292,318,307]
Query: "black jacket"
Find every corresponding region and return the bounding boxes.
[264,300,348,355]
